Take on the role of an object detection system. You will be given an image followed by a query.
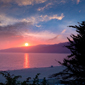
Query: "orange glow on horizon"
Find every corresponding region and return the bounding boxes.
[24,53,30,68]
[0,35,68,50]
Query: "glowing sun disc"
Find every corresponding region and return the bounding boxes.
[25,43,29,46]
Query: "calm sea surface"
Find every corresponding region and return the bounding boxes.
[0,53,69,71]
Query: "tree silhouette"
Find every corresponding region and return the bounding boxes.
[51,21,85,84]
[0,71,21,85]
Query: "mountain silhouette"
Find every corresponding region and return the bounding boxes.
[0,42,70,53]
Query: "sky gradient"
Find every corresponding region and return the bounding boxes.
[0,0,85,49]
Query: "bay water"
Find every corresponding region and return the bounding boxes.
[0,53,69,71]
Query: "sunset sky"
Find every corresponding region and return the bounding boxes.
[0,0,85,49]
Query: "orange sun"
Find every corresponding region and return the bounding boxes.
[25,43,29,46]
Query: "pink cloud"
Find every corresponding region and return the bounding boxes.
[77,0,80,4]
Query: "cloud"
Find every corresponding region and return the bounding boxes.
[0,14,33,27]
[72,0,80,4]
[0,0,47,6]
[0,21,32,38]
[36,25,41,27]
[40,13,64,21]
[79,10,81,12]
[60,0,66,3]
[0,0,81,7]
[17,0,47,6]
[23,13,64,25]
[49,13,64,20]
[0,13,64,28]
[22,31,56,39]
[21,29,66,41]
[77,0,80,4]
[0,14,19,26]
[49,29,66,40]
[37,0,67,11]
[0,0,11,3]
[49,35,61,40]
[37,3,53,11]
[61,29,66,33]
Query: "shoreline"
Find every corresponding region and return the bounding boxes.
[0,66,65,82]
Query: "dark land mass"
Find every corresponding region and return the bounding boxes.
[0,42,70,53]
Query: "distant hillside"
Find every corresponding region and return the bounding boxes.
[0,42,71,53]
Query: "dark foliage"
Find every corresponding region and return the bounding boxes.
[41,77,47,85]
[51,21,85,84]
[0,71,21,85]
[0,72,48,85]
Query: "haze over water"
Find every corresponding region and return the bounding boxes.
[0,53,69,71]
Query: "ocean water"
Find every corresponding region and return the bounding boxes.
[0,53,69,71]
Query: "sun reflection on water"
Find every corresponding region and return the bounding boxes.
[24,53,30,68]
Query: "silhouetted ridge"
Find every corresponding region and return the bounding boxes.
[0,42,70,53]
